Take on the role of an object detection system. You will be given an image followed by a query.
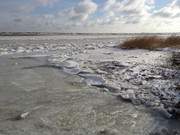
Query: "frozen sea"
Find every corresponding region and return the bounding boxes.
[0,34,179,135]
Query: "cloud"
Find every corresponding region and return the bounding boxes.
[58,0,97,23]
[100,0,153,25]
[0,0,180,33]
[36,0,58,6]
[84,0,180,33]
[146,0,155,5]
[103,0,152,15]
[153,0,180,18]
[13,18,22,23]
[2,0,98,33]
[69,0,97,22]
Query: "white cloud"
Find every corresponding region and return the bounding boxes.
[101,0,154,25]
[1,0,180,33]
[153,0,180,18]
[4,0,98,32]
[66,0,97,22]
[36,0,58,6]
[58,0,97,26]
[146,0,155,5]
[91,0,180,33]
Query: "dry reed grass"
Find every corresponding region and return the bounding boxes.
[120,36,180,50]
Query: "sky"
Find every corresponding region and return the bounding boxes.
[0,0,180,33]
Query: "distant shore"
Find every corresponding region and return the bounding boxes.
[0,32,180,36]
